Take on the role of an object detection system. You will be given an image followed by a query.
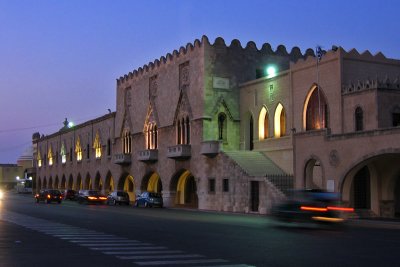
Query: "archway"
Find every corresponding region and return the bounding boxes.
[48,177,53,189]
[38,177,42,191]
[43,177,47,189]
[170,169,198,208]
[84,173,92,190]
[54,176,59,189]
[104,171,115,195]
[142,172,163,193]
[351,166,371,209]
[61,175,66,190]
[94,172,103,192]
[118,174,135,202]
[76,174,82,191]
[258,106,269,140]
[274,103,286,137]
[304,158,324,189]
[68,175,73,189]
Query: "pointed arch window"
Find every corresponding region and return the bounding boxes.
[176,116,190,144]
[75,137,82,162]
[274,103,286,137]
[93,132,102,158]
[218,113,227,142]
[355,107,364,131]
[258,107,269,140]
[392,106,400,127]
[304,85,328,130]
[60,142,67,164]
[48,146,53,166]
[37,150,42,167]
[145,123,158,149]
[123,130,132,154]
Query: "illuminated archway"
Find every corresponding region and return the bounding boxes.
[104,171,114,195]
[274,103,286,137]
[84,173,92,190]
[118,174,136,202]
[303,85,328,130]
[171,170,198,207]
[258,106,269,140]
[304,158,324,189]
[142,172,162,193]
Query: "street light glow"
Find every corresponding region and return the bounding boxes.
[68,121,74,128]
[266,66,277,78]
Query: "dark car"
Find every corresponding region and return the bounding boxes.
[271,189,354,225]
[77,190,107,204]
[63,189,77,200]
[35,189,63,204]
[107,191,130,205]
[135,191,163,208]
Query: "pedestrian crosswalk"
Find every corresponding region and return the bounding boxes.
[1,211,254,267]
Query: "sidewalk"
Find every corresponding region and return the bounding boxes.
[347,217,400,229]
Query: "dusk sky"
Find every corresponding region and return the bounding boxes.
[1,0,399,163]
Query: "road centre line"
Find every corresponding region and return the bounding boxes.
[119,254,204,260]
[134,259,229,266]
[78,243,150,247]
[103,250,183,255]
[89,246,167,251]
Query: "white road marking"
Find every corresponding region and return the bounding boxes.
[134,259,229,265]
[119,254,204,260]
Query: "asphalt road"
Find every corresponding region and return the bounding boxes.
[1,192,400,267]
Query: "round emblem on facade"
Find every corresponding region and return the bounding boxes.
[329,150,339,167]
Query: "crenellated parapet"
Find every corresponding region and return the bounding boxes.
[117,35,316,85]
[342,76,400,95]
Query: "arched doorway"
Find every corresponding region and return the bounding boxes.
[68,175,73,189]
[94,172,103,192]
[104,171,115,195]
[43,177,47,189]
[48,177,53,189]
[61,175,66,190]
[352,166,371,209]
[170,170,198,208]
[76,174,82,191]
[84,173,92,190]
[304,158,324,189]
[54,176,59,189]
[142,172,163,193]
[38,177,42,191]
[118,174,135,202]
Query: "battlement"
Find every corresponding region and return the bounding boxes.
[342,76,400,95]
[117,35,317,85]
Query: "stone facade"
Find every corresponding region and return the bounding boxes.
[33,36,400,217]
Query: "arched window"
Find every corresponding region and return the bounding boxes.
[176,117,190,145]
[177,121,181,144]
[93,132,102,158]
[48,147,53,166]
[123,131,131,154]
[355,107,364,131]
[75,137,82,162]
[145,123,158,149]
[218,113,227,141]
[258,107,269,140]
[274,103,286,137]
[304,85,328,130]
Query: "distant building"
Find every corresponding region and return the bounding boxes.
[33,36,400,218]
[0,146,34,190]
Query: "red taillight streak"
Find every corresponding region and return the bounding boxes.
[300,206,328,212]
[327,206,354,212]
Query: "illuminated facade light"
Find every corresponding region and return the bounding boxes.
[266,66,277,78]
[68,121,74,128]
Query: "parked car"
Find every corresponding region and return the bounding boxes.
[35,189,63,204]
[135,191,163,208]
[107,191,130,205]
[63,189,77,200]
[271,189,354,225]
[77,190,107,204]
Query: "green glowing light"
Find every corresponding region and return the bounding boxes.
[266,66,277,78]
[68,122,74,128]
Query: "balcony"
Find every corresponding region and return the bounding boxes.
[200,140,221,157]
[167,144,191,159]
[114,153,131,165]
[137,149,158,162]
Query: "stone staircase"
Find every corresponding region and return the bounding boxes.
[222,150,293,195]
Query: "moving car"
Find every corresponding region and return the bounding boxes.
[135,191,163,207]
[77,190,107,204]
[35,189,63,204]
[106,191,130,205]
[271,189,354,225]
[63,189,77,200]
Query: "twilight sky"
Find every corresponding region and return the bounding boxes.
[0,0,399,163]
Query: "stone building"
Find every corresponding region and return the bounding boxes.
[33,36,400,217]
